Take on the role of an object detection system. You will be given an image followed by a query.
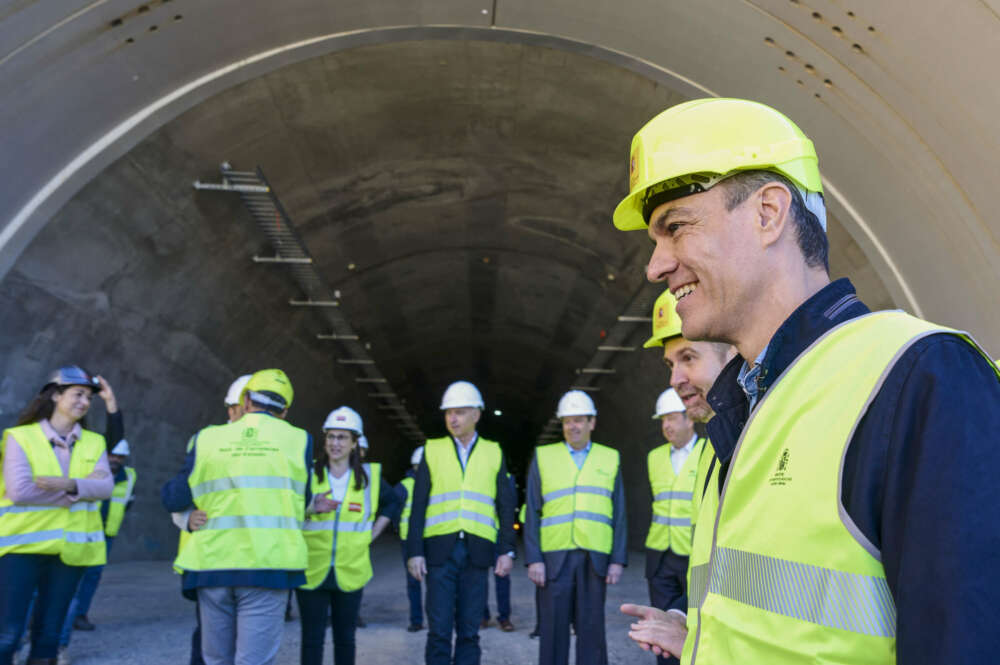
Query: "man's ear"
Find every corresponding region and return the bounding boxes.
[755,182,793,249]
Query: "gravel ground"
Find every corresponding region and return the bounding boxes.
[57,540,654,664]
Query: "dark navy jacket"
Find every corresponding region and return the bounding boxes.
[161,411,313,590]
[703,278,1000,663]
[405,435,517,569]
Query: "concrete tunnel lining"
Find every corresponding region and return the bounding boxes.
[2,7,974,560]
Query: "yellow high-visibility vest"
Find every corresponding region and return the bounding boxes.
[173,412,308,573]
[0,424,107,566]
[536,442,618,554]
[302,464,381,592]
[399,476,415,541]
[645,438,706,555]
[686,312,998,665]
[423,437,501,543]
[104,466,137,537]
[679,448,719,665]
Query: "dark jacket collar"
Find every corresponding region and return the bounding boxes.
[705,278,872,463]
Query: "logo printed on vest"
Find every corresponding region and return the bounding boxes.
[242,427,257,440]
[349,502,362,512]
[768,448,792,487]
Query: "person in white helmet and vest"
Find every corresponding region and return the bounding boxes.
[619,289,735,661]
[0,366,115,665]
[394,445,425,632]
[56,437,136,650]
[523,390,627,665]
[643,388,704,665]
[161,369,313,665]
[296,406,399,665]
[614,98,1000,664]
[405,381,516,665]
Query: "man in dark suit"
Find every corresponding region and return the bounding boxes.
[524,390,628,665]
[406,381,517,665]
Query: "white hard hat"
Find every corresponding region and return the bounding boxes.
[323,406,364,434]
[556,390,597,418]
[224,374,253,406]
[440,381,484,410]
[110,439,130,456]
[653,388,686,419]
[410,446,424,466]
[358,435,369,450]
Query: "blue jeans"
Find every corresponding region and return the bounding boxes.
[425,539,487,665]
[60,537,113,646]
[0,554,84,664]
[402,546,423,627]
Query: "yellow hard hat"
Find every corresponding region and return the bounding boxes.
[613,98,823,231]
[243,368,294,409]
[643,289,683,348]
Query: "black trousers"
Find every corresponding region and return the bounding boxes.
[647,550,689,665]
[538,550,607,665]
[296,582,363,665]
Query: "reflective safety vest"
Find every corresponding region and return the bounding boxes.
[686,312,998,665]
[645,438,706,555]
[537,442,618,554]
[175,435,198,562]
[173,412,309,572]
[399,476,415,541]
[104,466,137,537]
[0,424,107,566]
[423,437,501,543]
[302,463,381,592]
[680,448,719,665]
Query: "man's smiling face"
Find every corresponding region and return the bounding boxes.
[645,184,762,346]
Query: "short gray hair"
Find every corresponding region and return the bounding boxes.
[719,170,829,271]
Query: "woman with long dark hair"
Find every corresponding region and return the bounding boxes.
[0,366,114,665]
[298,406,399,665]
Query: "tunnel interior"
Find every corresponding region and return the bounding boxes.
[2,36,900,558]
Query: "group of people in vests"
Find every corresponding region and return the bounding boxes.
[162,369,401,665]
[0,368,137,665]
[5,96,1000,665]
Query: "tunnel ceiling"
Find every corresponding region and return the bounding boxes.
[10,1,991,557]
[2,37,894,463]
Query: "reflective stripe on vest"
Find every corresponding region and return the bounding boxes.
[399,476,415,541]
[423,437,501,543]
[645,439,705,555]
[172,412,308,573]
[688,312,997,665]
[302,463,380,592]
[537,442,618,554]
[104,466,137,537]
[679,448,719,665]
[0,424,107,565]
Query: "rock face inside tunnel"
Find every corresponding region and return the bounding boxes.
[0,39,895,559]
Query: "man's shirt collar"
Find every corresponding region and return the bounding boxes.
[707,278,871,464]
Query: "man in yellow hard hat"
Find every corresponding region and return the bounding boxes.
[620,289,734,664]
[162,369,313,665]
[614,98,1000,664]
